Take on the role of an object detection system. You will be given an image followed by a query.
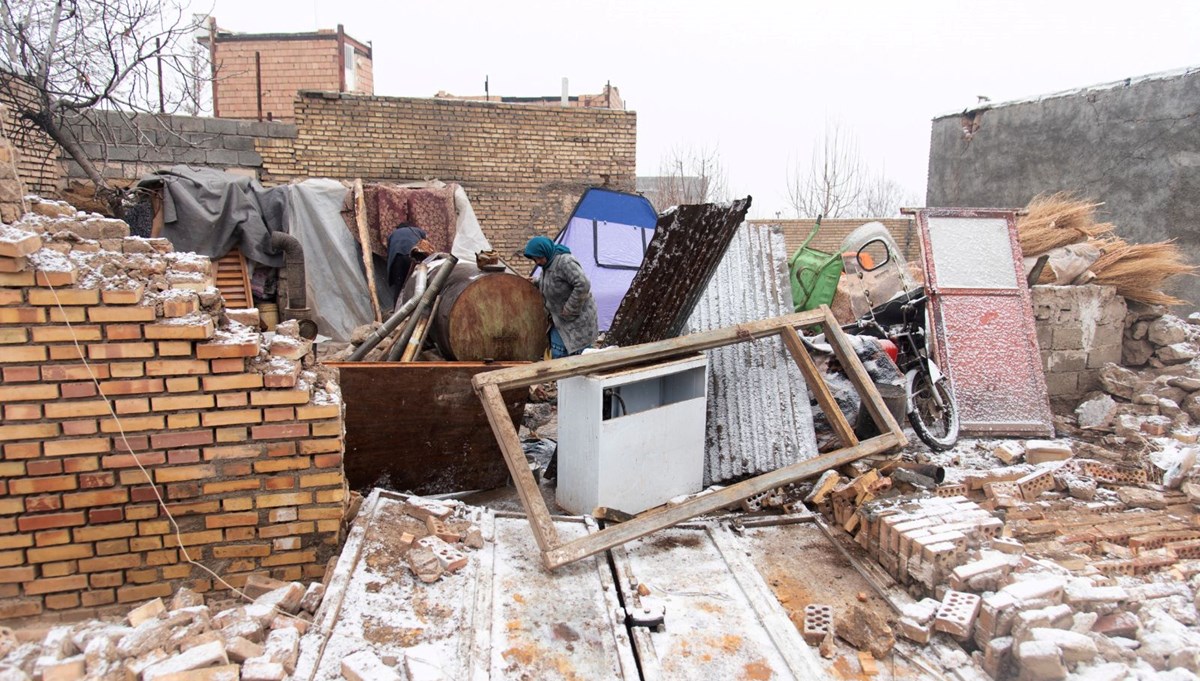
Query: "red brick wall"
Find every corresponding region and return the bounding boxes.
[213,36,373,121]
[0,201,346,621]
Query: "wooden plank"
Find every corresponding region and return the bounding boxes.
[353,179,383,323]
[821,308,906,445]
[480,383,560,552]
[542,432,900,568]
[474,309,827,391]
[474,306,907,570]
[780,325,858,447]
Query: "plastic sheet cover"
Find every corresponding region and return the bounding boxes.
[281,180,375,342]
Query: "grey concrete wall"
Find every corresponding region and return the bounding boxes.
[62,111,296,181]
[927,68,1200,312]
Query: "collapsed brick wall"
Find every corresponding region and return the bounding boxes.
[1031,285,1126,399]
[259,92,637,274]
[0,201,346,621]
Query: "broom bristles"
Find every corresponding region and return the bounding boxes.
[1089,240,1197,306]
[1017,192,1114,257]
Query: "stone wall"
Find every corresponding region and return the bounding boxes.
[927,68,1200,313]
[0,200,346,620]
[62,111,297,183]
[260,91,638,273]
[1031,285,1126,399]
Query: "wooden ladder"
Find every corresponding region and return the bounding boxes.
[214,251,253,309]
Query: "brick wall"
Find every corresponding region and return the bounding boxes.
[61,111,296,183]
[0,75,63,197]
[260,92,637,273]
[0,200,346,620]
[213,35,373,121]
[746,218,921,262]
[1031,285,1126,399]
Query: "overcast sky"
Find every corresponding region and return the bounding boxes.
[197,0,1200,219]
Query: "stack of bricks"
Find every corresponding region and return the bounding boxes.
[0,200,346,620]
[856,494,1003,595]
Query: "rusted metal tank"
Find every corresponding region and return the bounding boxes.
[405,262,547,361]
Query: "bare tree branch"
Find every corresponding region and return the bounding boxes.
[0,0,210,212]
[649,145,728,209]
[786,121,917,219]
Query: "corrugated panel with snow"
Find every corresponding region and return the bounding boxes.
[687,223,819,484]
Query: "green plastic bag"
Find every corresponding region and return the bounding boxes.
[788,219,843,312]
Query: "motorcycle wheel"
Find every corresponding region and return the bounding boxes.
[906,369,960,451]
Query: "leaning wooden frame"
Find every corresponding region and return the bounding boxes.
[472,305,908,569]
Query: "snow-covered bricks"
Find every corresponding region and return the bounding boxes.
[0,202,346,620]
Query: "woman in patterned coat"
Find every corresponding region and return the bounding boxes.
[523,236,598,358]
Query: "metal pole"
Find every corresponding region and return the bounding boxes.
[156,38,165,113]
[387,257,457,361]
[346,259,447,361]
[255,51,263,122]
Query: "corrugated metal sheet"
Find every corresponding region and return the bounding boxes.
[687,224,819,484]
[607,198,751,347]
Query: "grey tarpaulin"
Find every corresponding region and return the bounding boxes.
[146,166,283,268]
[277,180,374,342]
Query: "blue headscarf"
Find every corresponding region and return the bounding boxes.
[523,236,571,265]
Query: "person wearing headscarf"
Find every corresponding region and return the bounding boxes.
[523,236,598,358]
[386,223,435,302]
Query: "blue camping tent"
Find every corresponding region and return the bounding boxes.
[553,188,658,332]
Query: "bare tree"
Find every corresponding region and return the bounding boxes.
[786,122,918,219]
[786,121,864,218]
[0,0,208,211]
[648,145,728,208]
[859,170,919,218]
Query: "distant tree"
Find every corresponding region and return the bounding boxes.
[786,122,916,219]
[786,121,864,219]
[0,0,208,212]
[651,145,728,207]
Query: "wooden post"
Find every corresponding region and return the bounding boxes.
[353,179,383,323]
[780,326,858,447]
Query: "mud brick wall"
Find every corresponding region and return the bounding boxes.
[0,202,346,621]
[259,92,637,274]
[0,76,63,197]
[1031,285,1126,399]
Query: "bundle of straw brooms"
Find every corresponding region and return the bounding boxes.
[1017,192,1196,306]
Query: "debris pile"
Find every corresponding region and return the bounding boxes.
[0,578,326,681]
[396,496,486,584]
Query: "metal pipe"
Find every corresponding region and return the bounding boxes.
[401,292,441,362]
[268,231,306,310]
[878,461,945,484]
[346,262,436,361]
[386,256,458,361]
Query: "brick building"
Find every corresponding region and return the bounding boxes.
[433,82,624,110]
[205,21,373,121]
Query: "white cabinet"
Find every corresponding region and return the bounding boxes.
[556,354,708,515]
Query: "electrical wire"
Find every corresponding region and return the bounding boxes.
[43,278,304,620]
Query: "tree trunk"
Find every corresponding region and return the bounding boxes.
[29,109,123,216]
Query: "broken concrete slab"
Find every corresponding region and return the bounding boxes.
[836,605,894,659]
[341,649,402,681]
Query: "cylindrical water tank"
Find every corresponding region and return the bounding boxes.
[405,262,547,361]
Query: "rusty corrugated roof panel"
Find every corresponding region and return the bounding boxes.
[606,197,751,346]
[687,224,819,484]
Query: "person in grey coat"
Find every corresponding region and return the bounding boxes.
[523,236,599,358]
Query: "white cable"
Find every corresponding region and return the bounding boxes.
[43,277,304,620]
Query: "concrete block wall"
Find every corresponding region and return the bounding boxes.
[61,111,297,183]
[260,91,637,274]
[0,203,346,621]
[1031,285,1126,398]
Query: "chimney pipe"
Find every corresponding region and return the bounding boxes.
[561,77,568,107]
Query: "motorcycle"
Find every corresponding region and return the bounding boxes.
[841,230,960,451]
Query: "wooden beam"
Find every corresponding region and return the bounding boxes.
[821,308,907,445]
[478,384,559,551]
[473,309,827,391]
[473,306,907,569]
[542,433,900,568]
[780,326,858,447]
[353,179,383,323]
